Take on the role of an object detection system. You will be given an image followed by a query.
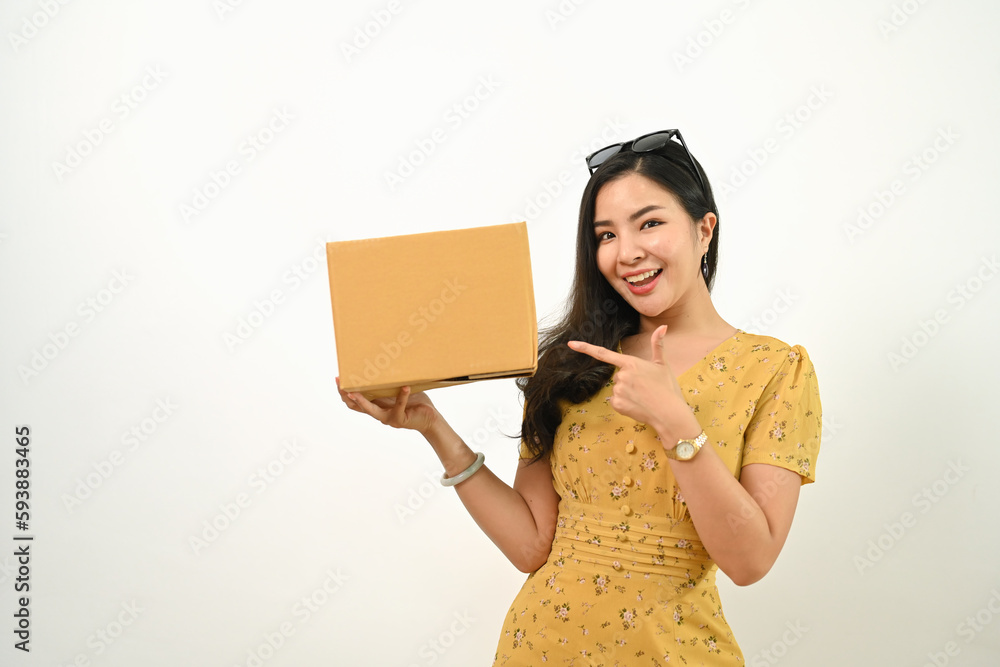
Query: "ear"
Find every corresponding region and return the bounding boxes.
[696,212,717,254]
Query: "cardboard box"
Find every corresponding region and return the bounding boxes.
[326,222,537,399]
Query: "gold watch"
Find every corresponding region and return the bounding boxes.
[664,431,707,461]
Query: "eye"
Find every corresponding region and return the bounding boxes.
[641,219,664,230]
[596,231,614,242]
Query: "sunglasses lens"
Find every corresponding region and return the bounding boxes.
[631,132,673,153]
[587,144,622,170]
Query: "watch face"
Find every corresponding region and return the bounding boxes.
[676,442,694,460]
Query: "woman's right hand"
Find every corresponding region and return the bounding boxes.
[336,376,439,435]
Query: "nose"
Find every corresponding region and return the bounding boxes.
[616,228,644,265]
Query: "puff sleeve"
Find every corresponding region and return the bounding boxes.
[742,344,822,485]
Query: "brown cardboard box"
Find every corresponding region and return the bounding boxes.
[326,222,537,399]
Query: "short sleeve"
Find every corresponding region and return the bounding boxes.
[742,344,822,485]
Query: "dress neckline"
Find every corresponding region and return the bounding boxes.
[616,328,743,379]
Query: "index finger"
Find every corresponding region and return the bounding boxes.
[567,340,628,367]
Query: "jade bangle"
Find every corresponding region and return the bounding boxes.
[440,452,486,487]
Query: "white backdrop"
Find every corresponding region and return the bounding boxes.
[2,0,999,665]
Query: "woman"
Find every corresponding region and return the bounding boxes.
[337,129,822,665]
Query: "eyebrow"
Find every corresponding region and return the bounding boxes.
[593,205,665,228]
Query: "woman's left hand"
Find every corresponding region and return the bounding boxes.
[567,325,700,443]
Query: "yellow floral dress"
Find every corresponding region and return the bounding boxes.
[492,331,822,666]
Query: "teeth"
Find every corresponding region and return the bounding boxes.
[625,269,659,284]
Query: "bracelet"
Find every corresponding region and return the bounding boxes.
[440,452,486,487]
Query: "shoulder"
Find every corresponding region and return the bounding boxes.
[733,331,810,357]
[733,330,792,349]
[731,331,815,379]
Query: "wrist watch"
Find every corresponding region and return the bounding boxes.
[664,431,707,461]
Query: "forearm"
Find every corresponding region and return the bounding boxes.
[661,431,782,585]
[422,417,551,573]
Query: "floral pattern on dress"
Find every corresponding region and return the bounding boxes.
[501,332,822,666]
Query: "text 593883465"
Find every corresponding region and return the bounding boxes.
[13,425,32,652]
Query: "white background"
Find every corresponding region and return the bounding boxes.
[2,0,999,665]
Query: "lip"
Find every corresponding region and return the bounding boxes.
[620,268,661,278]
[623,268,662,295]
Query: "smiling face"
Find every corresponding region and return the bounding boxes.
[593,171,716,322]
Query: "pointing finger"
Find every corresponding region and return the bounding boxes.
[567,340,628,367]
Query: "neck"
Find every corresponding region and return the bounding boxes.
[637,281,729,338]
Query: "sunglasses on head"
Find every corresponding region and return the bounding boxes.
[585,129,707,197]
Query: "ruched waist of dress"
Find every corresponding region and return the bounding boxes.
[550,498,716,579]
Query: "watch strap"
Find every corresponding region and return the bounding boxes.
[664,430,707,460]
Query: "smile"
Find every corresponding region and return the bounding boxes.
[625,269,663,285]
[623,269,662,294]
[624,269,661,284]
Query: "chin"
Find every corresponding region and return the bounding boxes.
[637,304,669,319]
[622,296,669,319]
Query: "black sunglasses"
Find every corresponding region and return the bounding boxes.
[585,129,708,197]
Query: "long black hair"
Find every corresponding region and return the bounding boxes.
[516,139,720,463]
